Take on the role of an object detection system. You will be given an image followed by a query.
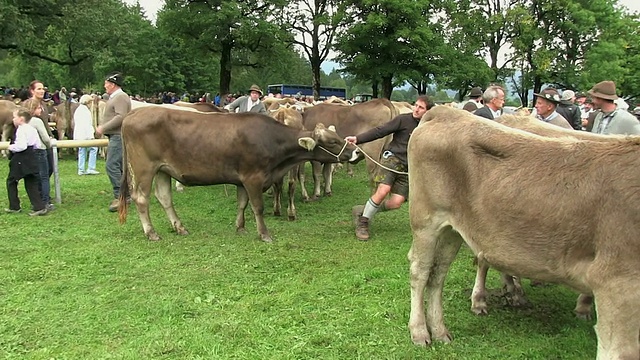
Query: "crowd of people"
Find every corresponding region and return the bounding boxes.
[4,72,131,215]
[4,76,640,226]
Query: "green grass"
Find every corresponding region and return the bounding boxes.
[0,157,596,359]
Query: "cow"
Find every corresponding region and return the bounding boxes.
[268,106,306,220]
[301,99,398,200]
[407,107,640,359]
[117,107,360,242]
[468,112,621,318]
[0,100,18,146]
[172,101,227,112]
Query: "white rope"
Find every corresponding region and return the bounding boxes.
[353,144,409,175]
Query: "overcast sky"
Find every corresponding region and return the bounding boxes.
[127,0,640,24]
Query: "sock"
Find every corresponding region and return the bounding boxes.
[362,198,380,219]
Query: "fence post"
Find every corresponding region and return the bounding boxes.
[52,142,62,204]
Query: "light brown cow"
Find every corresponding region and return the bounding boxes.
[117,107,360,242]
[0,100,18,146]
[407,107,640,359]
[464,112,621,319]
[301,99,398,199]
[268,106,305,220]
[172,101,227,112]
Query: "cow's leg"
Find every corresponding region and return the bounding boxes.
[592,287,640,360]
[175,181,184,192]
[501,274,529,307]
[287,166,297,220]
[574,293,594,320]
[244,182,272,242]
[471,254,490,315]
[272,178,283,217]
[235,186,249,234]
[322,162,333,197]
[154,172,188,235]
[130,168,160,241]
[311,160,323,200]
[298,162,311,202]
[346,162,355,177]
[408,214,462,346]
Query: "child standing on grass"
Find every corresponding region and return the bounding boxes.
[5,108,48,216]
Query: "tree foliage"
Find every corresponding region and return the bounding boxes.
[1,0,639,105]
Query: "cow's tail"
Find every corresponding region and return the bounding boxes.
[118,134,130,225]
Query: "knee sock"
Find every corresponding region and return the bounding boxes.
[362,198,380,219]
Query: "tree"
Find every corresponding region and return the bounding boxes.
[283,0,345,99]
[159,0,290,101]
[335,0,436,98]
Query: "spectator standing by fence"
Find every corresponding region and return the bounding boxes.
[74,94,100,176]
[96,72,131,212]
[22,99,54,211]
[5,108,48,216]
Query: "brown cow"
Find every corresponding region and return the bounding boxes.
[301,99,397,199]
[407,107,640,358]
[117,107,359,242]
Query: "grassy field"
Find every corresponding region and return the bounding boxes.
[0,157,596,359]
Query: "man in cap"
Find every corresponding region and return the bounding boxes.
[588,80,640,135]
[96,72,132,212]
[533,88,573,129]
[227,84,267,114]
[556,90,582,130]
[473,85,505,120]
[462,87,483,112]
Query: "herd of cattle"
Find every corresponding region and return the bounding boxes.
[1,95,638,358]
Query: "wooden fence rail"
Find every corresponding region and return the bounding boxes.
[0,139,109,204]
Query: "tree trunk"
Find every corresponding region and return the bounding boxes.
[372,79,379,98]
[218,39,232,106]
[381,75,393,99]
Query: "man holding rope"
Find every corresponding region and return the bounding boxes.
[345,95,434,241]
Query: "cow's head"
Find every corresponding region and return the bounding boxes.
[298,123,360,163]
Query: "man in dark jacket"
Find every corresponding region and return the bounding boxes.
[556,90,581,130]
[346,95,434,241]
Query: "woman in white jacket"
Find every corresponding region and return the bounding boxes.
[73,95,99,175]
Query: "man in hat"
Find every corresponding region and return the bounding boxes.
[588,80,640,135]
[96,72,132,212]
[533,88,573,129]
[227,84,267,114]
[556,90,581,130]
[473,85,505,120]
[462,87,483,112]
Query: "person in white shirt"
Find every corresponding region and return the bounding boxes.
[5,108,48,216]
[74,95,100,175]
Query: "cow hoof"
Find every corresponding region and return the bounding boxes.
[288,215,296,221]
[236,228,247,234]
[410,331,432,347]
[273,211,281,217]
[575,311,592,321]
[324,192,332,197]
[471,306,488,316]
[434,332,452,343]
[147,232,162,241]
[260,234,273,243]
[176,228,189,236]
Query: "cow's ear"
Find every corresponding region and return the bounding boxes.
[298,137,316,151]
[327,125,336,132]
